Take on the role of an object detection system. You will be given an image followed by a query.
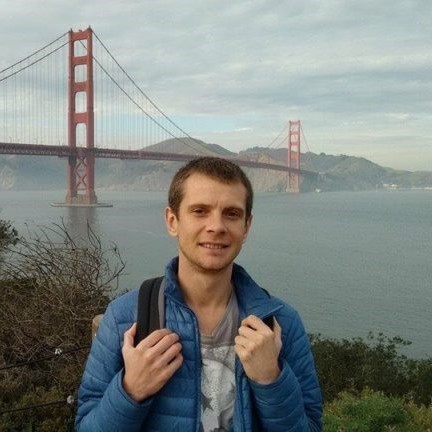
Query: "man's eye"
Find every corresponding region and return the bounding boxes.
[227,211,240,218]
[192,208,205,215]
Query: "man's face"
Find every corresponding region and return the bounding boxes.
[165,173,252,274]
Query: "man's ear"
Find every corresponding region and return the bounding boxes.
[165,207,178,237]
[243,214,253,242]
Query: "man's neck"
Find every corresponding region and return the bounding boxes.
[177,262,234,310]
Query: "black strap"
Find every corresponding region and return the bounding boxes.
[134,276,163,346]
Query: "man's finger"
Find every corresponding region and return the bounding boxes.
[165,353,183,377]
[123,323,137,351]
[159,342,182,365]
[273,318,282,339]
[136,328,176,350]
[238,325,259,339]
[235,334,247,347]
[234,344,248,359]
[148,333,180,357]
[241,315,273,333]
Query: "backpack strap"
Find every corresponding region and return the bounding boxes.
[134,276,163,346]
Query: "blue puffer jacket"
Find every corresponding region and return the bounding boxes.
[76,258,322,431]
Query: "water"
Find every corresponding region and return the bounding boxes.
[1,189,431,358]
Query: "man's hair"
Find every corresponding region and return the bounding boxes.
[168,157,253,219]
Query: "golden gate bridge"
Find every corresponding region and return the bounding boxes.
[0,27,316,206]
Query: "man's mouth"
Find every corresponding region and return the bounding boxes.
[199,242,228,249]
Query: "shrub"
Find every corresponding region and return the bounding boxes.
[407,401,432,432]
[324,389,431,432]
[0,222,124,431]
[311,332,432,406]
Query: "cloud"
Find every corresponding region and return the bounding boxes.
[0,0,431,170]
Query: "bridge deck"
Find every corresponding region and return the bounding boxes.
[0,142,317,177]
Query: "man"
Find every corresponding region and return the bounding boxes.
[76,157,322,431]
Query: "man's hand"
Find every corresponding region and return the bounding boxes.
[122,323,183,402]
[235,315,282,384]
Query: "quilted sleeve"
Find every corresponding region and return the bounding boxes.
[249,310,322,431]
[75,303,153,431]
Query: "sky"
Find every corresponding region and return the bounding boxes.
[1,0,431,171]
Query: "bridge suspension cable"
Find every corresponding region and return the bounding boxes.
[92,31,209,155]
[0,32,68,76]
[0,32,68,147]
[89,41,206,155]
[89,31,215,156]
[0,41,68,84]
[265,122,289,149]
[299,122,316,172]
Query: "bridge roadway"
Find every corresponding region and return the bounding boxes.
[0,142,317,178]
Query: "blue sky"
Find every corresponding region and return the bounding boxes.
[1,0,431,170]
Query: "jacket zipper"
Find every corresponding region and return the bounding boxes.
[166,296,202,432]
[193,310,202,432]
[234,356,247,432]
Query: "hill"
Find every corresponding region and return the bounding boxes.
[0,140,431,192]
[240,147,432,191]
[143,137,236,157]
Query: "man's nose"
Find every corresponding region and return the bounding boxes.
[206,212,226,233]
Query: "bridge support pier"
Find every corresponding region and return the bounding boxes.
[287,120,301,193]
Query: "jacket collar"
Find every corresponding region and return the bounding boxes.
[164,257,281,319]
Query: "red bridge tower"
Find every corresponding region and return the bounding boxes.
[65,27,98,206]
[287,120,301,193]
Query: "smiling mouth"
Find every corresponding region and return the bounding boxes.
[199,243,228,249]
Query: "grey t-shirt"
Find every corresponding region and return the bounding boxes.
[199,293,240,432]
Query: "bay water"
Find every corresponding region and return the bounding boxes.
[1,189,431,358]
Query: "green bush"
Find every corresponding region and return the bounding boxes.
[311,332,432,406]
[324,389,432,432]
[407,401,432,431]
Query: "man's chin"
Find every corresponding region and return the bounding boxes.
[178,248,239,274]
[195,258,234,274]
